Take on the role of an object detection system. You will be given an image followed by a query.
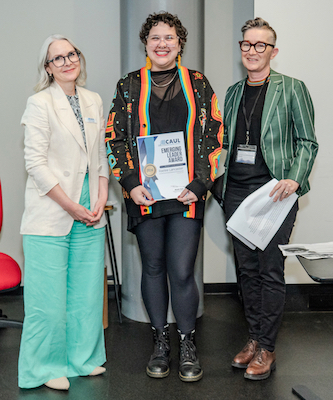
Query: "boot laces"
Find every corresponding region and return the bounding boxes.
[180,339,197,363]
[153,334,170,357]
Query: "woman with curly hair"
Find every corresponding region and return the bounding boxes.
[106,12,223,382]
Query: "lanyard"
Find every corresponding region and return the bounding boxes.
[242,76,269,145]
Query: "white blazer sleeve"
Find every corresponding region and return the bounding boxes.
[96,93,109,179]
[21,96,60,196]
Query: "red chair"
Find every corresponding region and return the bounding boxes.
[0,180,23,328]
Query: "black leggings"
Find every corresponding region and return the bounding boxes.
[134,213,202,333]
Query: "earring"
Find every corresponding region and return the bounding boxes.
[146,56,152,70]
[48,73,53,79]
[177,54,181,67]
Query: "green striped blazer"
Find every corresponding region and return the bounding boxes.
[222,69,318,199]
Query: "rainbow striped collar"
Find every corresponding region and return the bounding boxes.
[246,75,271,86]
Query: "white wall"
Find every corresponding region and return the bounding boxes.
[0,0,121,279]
[254,0,333,283]
[1,0,329,286]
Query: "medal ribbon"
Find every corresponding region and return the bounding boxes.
[140,136,163,200]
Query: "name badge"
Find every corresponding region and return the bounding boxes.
[236,144,257,165]
[85,117,97,124]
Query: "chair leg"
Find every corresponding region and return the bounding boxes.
[0,317,23,328]
[105,210,122,323]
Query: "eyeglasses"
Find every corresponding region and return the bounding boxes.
[146,35,179,47]
[239,41,275,53]
[46,50,80,68]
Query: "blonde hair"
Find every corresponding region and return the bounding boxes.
[34,34,87,93]
[241,17,277,44]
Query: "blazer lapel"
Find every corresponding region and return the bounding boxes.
[261,69,283,139]
[77,87,98,156]
[50,82,86,152]
[229,80,245,147]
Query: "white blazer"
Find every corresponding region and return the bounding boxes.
[20,81,109,235]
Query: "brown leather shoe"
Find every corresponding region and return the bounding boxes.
[232,339,258,368]
[244,348,276,380]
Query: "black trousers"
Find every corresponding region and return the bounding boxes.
[134,213,202,333]
[224,182,298,351]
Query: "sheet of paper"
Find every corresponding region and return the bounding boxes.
[226,179,298,250]
[279,242,333,259]
[137,131,189,200]
[227,226,256,250]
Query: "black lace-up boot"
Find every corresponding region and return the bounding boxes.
[178,330,203,382]
[146,325,171,378]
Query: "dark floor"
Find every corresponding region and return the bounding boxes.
[0,293,332,400]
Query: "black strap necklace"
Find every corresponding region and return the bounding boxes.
[242,75,269,145]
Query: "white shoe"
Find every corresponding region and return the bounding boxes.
[45,376,70,390]
[89,366,106,376]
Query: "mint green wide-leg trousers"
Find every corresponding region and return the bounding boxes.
[18,175,106,389]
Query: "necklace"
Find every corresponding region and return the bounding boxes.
[242,75,269,144]
[150,70,178,87]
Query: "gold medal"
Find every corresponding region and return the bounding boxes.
[143,164,157,178]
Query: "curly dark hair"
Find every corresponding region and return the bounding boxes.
[139,11,188,56]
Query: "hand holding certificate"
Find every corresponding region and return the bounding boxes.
[226,179,298,250]
[137,131,189,201]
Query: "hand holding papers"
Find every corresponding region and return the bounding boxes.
[226,179,298,251]
[137,131,189,201]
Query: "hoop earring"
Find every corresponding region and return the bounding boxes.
[177,54,181,67]
[146,56,152,70]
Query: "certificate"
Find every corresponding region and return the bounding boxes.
[226,179,298,250]
[137,131,189,200]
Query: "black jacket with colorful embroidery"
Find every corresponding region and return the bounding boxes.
[105,66,223,219]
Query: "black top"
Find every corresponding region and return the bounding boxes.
[228,81,271,186]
